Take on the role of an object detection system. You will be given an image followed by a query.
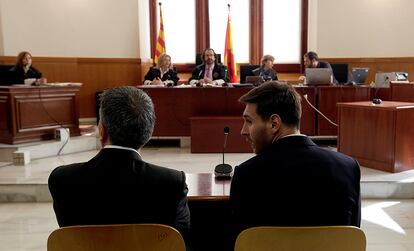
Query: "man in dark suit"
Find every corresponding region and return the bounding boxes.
[189,48,229,86]
[48,86,190,235]
[230,82,360,238]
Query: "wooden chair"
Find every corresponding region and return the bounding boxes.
[47,224,186,251]
[235,226,366,251]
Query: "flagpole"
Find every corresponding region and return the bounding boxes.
[224,3,237,83]
[154,2,166,65]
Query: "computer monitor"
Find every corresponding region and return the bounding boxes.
[395,72,409,81]
[375,72,396,88]
[240,65,260,83]
[351,68,369,84]
[305,68,332,85]
[245,76,263,86]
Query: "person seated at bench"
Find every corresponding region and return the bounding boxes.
[143,53,179,86]
[48,86,190,236]
[230,81,361,244]
[189,48,229,87]
[299,51,338,84]
[9,51,46,85]
[252,54,278,82]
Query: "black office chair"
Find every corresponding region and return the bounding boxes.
[0,65,14,85]
[330,63,349,84]
[240,65,260,83]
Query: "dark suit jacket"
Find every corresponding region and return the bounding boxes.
[252,67,278,81]
[143,67,179,86]
[230,136,361,236]
[48,148,190,235]
[188,63,229,84]
[8,66,42,84]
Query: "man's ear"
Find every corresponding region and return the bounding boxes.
[270,114,282,131]
[98,121,109,146]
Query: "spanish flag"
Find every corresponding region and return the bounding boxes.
[224,4,237,83]
[154,2,166,65]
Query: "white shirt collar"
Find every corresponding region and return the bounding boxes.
[280,133,306,139]
[103,145,142,158]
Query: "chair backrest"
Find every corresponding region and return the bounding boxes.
[0,65,13,85]
[235,226,366,251]
[330,63,349,83]
[240,64,260,83]
[47,224,186,251]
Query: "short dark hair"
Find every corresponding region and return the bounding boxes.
[239,81,301,127]
[304,51,319,61]
[100,86,155,149]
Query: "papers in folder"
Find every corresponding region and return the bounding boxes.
[43,82,82,87]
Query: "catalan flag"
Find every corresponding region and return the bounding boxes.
[224,4,237,83]
[154,2,166,65]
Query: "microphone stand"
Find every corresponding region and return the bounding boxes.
[214,127,233,179]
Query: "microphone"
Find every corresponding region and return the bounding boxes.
[196,69,203,87]
[372,86,382,104]
[214,126,233,179]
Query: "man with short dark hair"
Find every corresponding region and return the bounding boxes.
[189,48,229,86]
[300,51,338,84]
[230,81,360,238]
[48,86,190,235]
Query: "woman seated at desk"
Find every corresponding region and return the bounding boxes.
[9,51,47,85]
[143,53,179,86]
[252,54,278,82]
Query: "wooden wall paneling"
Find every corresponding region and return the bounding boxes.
[77,58,141,118]
[34,57,78,83]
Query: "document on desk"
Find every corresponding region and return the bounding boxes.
[43,82,83,87]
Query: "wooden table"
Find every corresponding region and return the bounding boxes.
[338,101,414,172]
[186,173,230,200]
[185,173,232,251]
[0,85,81,144]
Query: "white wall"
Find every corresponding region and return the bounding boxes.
[308,0,414,58]
[2,0,414,59]
[137,0,151,61]
[0,0,143,58]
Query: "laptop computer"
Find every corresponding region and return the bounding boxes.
[245,76,263,86]
[305,68,332,85]
[375,72,396,88]
[351,68,369,84]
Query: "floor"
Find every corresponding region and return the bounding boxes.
[0,145,413,250]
